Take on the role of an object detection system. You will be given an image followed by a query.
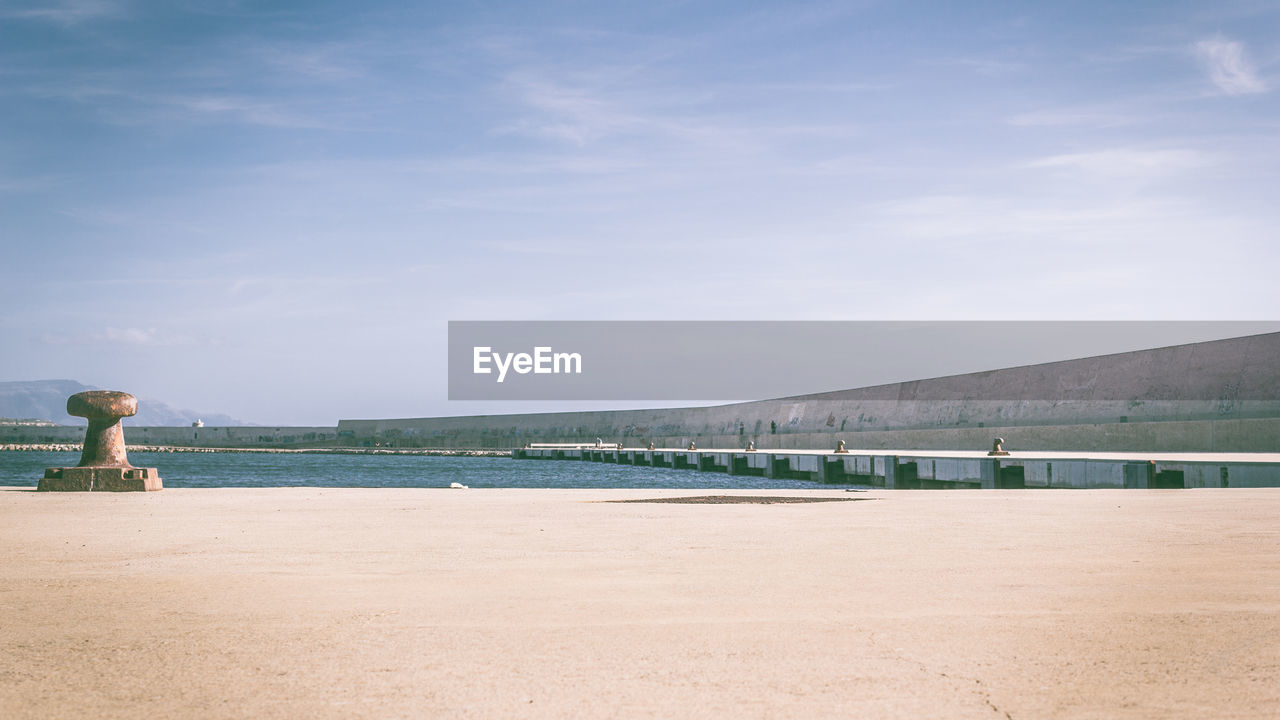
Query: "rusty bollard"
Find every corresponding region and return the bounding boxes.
[39,391,162,491]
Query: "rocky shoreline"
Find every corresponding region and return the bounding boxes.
[0,444,510,457]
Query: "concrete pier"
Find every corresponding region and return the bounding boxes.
[514,444,1280,488]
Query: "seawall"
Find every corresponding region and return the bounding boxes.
[5,332,1276,453]
[0,425,340,448]
[336,332,1280,452]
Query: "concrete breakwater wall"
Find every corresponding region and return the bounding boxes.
[0,425,340,448]
[5,416,1276,453]
[5,333,1275,453]
[0,443,508,456]
[336,333,1280,452]
[335,408,1280,453]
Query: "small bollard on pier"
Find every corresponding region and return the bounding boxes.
[988,437,1010,456]
[39,391,162,491]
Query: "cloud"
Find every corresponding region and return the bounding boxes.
[1025,148,1211,178]
[497,73,641,146]
[1,0,119,25]
[40,327,188,346]
[1007,108,1138,128]
[1194,36,1267,95]
[168,94,331,129]
[936,57,1027,77]
[96,327,161,345]
[0,174,61,193]
[253,43,367,82]
[492,67,862,168]
[866,191,1211,246]
[26,79,344,130]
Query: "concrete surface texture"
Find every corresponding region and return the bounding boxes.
[2,487,1277,719]
[336,331,1280,451]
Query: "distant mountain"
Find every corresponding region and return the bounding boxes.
[0,380,252,426]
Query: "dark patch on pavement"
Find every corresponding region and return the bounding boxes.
[609,495,872,504]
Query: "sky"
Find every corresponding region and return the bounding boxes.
[1,0,1278,425]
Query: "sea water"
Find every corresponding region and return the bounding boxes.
[0,451,865,490]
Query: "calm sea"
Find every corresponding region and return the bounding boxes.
[0,451,865,490]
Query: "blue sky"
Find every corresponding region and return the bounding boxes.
[2,0,1278,425]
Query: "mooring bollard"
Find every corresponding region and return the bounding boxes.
[835,439,849,454]
[39,391,162,491]
[988,437,1010,456]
